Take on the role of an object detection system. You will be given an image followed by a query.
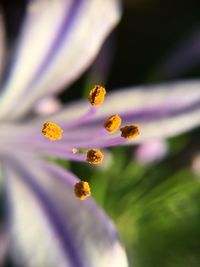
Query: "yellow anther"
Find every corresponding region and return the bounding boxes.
[74,181,91,200]
[41,121,63,141]
[104,114,122,133]
[88,85,106,106]
[86,149,104,164]
[120,125,140,139]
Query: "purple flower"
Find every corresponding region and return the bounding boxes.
[0,1,200,267]
[135,139,168,164]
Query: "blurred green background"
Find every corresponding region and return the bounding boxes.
[2,0,200,266]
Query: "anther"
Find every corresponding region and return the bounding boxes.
[74,181,91,200]
[120,125,140,139]
[88,85,106,106]
[104,114,122,133]
[41,121,63,141]
[86,149,104,164]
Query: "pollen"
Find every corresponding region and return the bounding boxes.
[74,181,91,200]
[104,114,122,133]
[120,124,140,139]
[88,85,106,106]
[86,149,104,164]
[41,121,63,141]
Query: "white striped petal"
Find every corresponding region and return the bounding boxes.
[45,80,200,142]
[3,157,128,267]
[0,13,5,84]
[0,0,121,120]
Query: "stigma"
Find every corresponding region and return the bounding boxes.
[74,181,91,200]
[120,125,140,139]
[86,149,104,164]
[104,114,122,133]
[88,85,106,106]
[72,148,79,154]
[41,121,63,141]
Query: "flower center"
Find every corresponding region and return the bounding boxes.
[40,85,140,200]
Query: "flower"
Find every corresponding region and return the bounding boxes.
[134,139,168,164]
[0,1,128,266]
[0,1,200,267]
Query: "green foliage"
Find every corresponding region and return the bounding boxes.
[70,133,200,267]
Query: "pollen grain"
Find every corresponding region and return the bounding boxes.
[41,121,63,141]
[86,149,104,164]
[74,181,91,200]
[88,85,106,106]
[120,125,140,139]
[104,114,122,133]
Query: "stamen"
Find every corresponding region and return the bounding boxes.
[74,181,91,200]
[104,114,122,133]
[120,125,140,139]
[41,121,63,141]
[62,106,97,129]
[88,85,106,106]
[86,149,104,164]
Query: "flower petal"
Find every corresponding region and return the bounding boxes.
[0,13,5,85]
[3,156,128,267]
[134,139,168,163]
[46,80,200,143]
[0,0,121,120]
[34,96,62,116]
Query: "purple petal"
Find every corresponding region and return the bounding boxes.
[0,14,5,85]
[45,80,200,144]
[0,0,121,120]
[34,97,62,116]
[134,139,168,163]
[3,156,128,267]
